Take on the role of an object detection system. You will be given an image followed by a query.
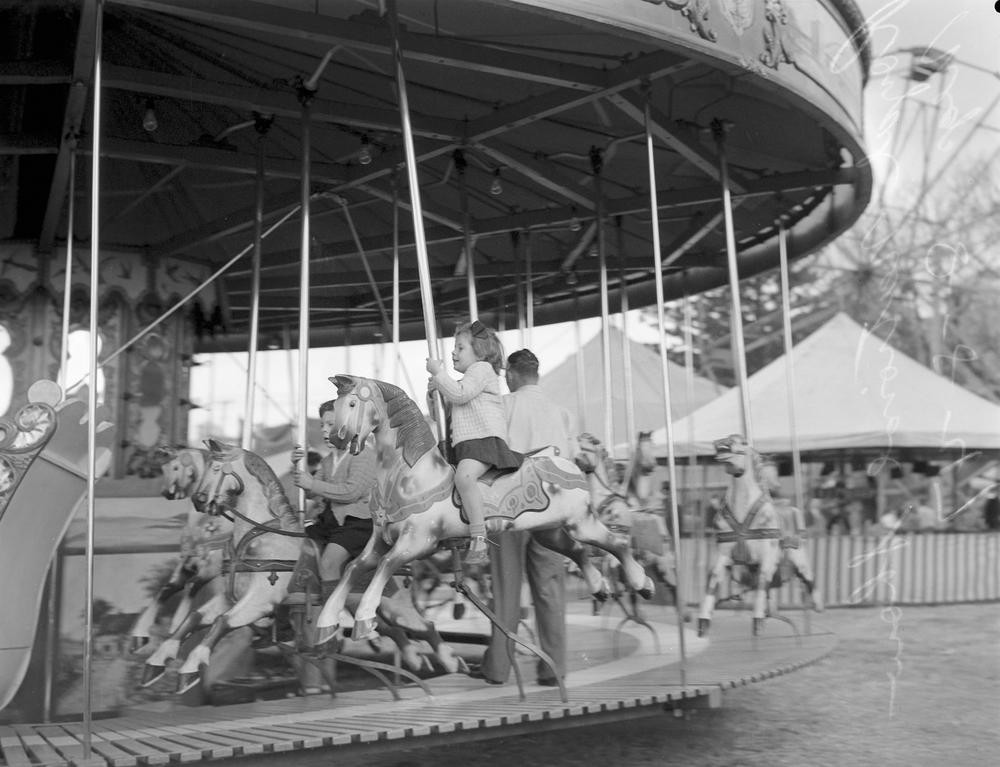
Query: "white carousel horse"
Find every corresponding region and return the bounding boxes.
[314,375,654,645]
[576,433,684,610]
[130,447,230,654]
[621,430,658,505]
[698,434,784,637]
[161,439,465,692]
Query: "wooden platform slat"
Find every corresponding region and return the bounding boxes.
[0,726,33,767]
[11,726,67,767]
[80,723,172,766]
[54,724,137,767]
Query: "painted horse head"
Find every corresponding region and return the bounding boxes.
[199,439,297,530]
[713,433,755,478]
[159,445,209,503]
[328,375,437,466]
[635,431,656,474]
[575,432,632,530]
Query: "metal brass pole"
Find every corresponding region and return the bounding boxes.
[573,290,587,433]
[592,148,614,452]
[713,120,753,442]
[296,93,312,514]
[83,1,104,754]
[644,94,687,678]
[59,150,76,389]
[242,129,266,449]
[779,222,805,510]
[456,149,477,320]
[524,231,533,348]
[617,217,636,460]
[392,176,401,384]
[386,0,445,440]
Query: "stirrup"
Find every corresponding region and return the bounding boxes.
[465,535,488,565]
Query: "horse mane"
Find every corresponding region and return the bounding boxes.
[215,443,297,528]
[374,379,437,467]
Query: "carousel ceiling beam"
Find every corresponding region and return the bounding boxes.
[113,0,607,90]
[474,142,596,211]
[38,0,99,253]
[607,92,748,193]
[0,60,72,85]
[0,135,59,155]
[80,137,343,183]
[102,65,458,140]
[353,184,463,232]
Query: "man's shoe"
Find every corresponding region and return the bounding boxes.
[536,677,560,687]
[468,667,503,685]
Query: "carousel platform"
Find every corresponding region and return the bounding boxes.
[0,602,835,767]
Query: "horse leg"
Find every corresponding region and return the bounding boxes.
[175,614,231,694]
[139,587,226,688]
[376,588,465,674]
[533,527,610,601]
[788,547,823,612]
[753,546,781,636]
[315,532,390,646]
[130,564,188,652]
[568,516,654,599]
[698,553,730,638]
[351,527,436,641]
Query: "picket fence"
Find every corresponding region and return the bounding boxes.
[673,532,1000,608]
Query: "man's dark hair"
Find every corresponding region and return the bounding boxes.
[506,348,539,377]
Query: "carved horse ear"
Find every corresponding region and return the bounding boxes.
[329,375,354,395]
[204,438,223,454]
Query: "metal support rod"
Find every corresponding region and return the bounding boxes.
[573,290,587,433]
[59,150,76,390]
[778,222,805,510]
[66,204,301,392]
[386,0,445,441]
[644,95,687,679]
[297,96,312,514]
[617,217,635,458]
[83,1,104,754]
[512,231,525,347]
[592,148,614,452]
[392,177,401,384]
[524,231,533,347]
[242,132,266,449]
[340,199,392,338]
[457,149,478,320]
[713,121,753,442]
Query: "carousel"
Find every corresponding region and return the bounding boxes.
[0,0,870,761]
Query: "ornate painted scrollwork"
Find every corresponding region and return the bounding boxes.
[760,0,795,70]
[0,379,62,511]
[670,0,717,42]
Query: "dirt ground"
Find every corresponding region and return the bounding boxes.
[337,603,999,767]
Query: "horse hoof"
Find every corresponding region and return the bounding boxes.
[637,576,655,601]
[131,636,149,653]
[353,618,378,641]
[752,617,764,636]
[176,672,201,695]
[812,592,825,613]
[697,618,710,638]
[140,664,166,687]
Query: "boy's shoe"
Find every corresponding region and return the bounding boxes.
[465,534,489,565]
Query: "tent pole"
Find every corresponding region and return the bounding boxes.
[644,90,687,679]
[713,120,753,443]
[386,0,445,441]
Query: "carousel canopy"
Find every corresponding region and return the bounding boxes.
[539,324,726,450]
[1,0,872,351]
[653,313,1000,459]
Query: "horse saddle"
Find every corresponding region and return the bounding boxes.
[450,453,568,526]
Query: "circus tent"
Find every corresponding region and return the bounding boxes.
[650,313,1000,458]
[539,325,726,451]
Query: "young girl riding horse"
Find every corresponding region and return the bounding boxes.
[427,320,522,564]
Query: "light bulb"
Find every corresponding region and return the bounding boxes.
[569,215,581,232]
[358,136,372,165]
[142,100,158,133]
[490,170,502,196]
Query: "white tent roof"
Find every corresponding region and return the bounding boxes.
[655,312,1000,457]
[539,325,726,450]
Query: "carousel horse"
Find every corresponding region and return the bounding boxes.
[160,439,465,692]
[697,434,784,637]
[576,433,684,611]
[130,447,230,654]
[621,430,658,505]
[314,375,654,646]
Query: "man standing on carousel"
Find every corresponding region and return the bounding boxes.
[470,348,577,687]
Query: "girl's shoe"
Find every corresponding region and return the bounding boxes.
[465,534,488,565]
